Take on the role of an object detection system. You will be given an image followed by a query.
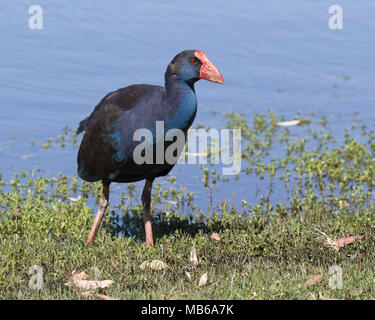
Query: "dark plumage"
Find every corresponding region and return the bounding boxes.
[77,50,224,246]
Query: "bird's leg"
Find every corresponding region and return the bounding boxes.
[142,178,154,247]
[87,183,110,245]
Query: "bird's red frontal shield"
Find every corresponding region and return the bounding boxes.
[194,50,224,84]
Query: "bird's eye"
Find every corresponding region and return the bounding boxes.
[191,58,198,65]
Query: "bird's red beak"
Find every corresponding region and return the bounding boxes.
[194,50,224,84]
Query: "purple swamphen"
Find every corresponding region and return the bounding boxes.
[77,50,224,247]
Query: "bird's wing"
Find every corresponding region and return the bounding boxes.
[77,84,164,182]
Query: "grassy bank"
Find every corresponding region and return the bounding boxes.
[1,179,375,300]
[1,110,375,299]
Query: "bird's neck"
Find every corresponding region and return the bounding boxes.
[164,72,198,107]
[164,73,198,131]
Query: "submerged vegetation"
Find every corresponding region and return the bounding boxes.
[1,110,375,299]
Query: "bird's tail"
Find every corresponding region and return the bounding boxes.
[77,118,89,135]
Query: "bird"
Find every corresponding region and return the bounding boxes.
[77,50,224,247]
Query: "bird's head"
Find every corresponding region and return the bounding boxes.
[166,50,224,85]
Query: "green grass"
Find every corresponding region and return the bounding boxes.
[1,175,375,300]
[1,110,375,299]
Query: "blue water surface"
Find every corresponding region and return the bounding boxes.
[1,1,374,209]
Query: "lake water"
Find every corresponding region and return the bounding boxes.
[1,1,374,209]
